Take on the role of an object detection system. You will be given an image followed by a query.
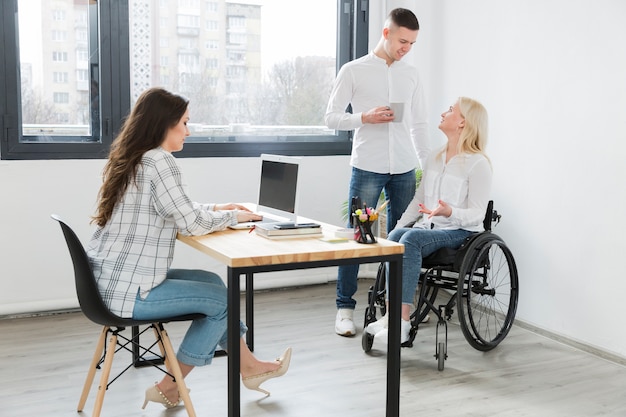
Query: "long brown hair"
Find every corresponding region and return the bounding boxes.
[92,88,189,227]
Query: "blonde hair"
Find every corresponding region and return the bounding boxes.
[456,96,488,156]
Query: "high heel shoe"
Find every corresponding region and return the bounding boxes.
[142,383,179,409]
[242,347,292,396]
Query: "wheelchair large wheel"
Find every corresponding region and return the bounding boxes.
[456,233,519,351]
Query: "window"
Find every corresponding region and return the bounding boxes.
[76,28,88,43]
[205,1,218,13]
[53,72,69,83]
[180,38,198,50]
[76,69,89,82]
[1,0,368,160]
[52,51,69,62]
[178,53,200,68]
[178,14,200,28]
[52,10,66,21]
[53,92,70,104]
[228,32,246,45]
[228,16,245,30]
[178,0,200,9]
[206,58,218,69]
[51,30,67,42]
[206,19,219,31]
[76,49,89,63]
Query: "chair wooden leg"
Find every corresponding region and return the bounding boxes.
[77,326,108,412]
[154,324,197,417]
[92,331,118,417]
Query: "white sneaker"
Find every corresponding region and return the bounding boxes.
[366,317,412,344]
[365,314,388,336]
[401,319,412,344]
[335,309,356,336]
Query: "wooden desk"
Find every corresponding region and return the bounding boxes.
[178,215,404,417]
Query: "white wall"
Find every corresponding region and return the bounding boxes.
[377,0,626,359]
[0,156,351,315]
[3,0,626,362]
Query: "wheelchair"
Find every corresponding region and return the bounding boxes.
[362,201,519,371]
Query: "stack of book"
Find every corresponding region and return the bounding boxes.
[254,222,323,239]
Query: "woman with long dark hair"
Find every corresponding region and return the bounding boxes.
[88,87,291,409]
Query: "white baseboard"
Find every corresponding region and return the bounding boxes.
[0,298,79,318]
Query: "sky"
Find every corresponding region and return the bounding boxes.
[256,0,337,72]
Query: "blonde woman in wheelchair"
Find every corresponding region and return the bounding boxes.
[365,96,492,343]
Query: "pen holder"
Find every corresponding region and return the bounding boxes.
[352,214,377,244]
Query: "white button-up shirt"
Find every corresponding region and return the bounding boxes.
[325,51,430,174]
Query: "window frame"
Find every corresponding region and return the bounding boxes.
[1,0,369,160]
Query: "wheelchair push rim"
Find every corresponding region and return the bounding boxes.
[456,234,519,351]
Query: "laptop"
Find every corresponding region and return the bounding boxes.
[229,154,302,229]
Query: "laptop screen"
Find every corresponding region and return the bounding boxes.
[257,154,301,222]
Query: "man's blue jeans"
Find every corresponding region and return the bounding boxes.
[132,269,247,367]
[336,167,416,310]
[387,227,474,304]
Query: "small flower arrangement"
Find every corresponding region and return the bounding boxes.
[351,199,387,244]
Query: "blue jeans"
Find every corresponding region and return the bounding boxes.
[336,167,416,309]
[387,228,474,304]
[132,269,247,367]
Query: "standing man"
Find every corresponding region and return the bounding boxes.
[325,8,430,336]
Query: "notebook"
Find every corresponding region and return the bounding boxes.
[229,154,302,229]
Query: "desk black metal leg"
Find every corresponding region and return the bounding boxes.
[246,272,254,351]
[227,267,241,417]
[386,256,402,417]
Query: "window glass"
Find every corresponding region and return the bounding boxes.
[3,0,355,160]
[129,0,338,141]
[18,0,100,142]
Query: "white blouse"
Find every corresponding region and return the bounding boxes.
[394,150,493,232]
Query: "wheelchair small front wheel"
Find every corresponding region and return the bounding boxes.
[362,332,374,352]
[436,342,446,371]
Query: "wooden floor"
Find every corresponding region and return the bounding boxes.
[2,280,626,417]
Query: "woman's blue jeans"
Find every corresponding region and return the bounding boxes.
[387,228,473,304]
[336,167,416,309]
[132,269,247,367]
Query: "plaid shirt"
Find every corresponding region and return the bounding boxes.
[86,147,237,317]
